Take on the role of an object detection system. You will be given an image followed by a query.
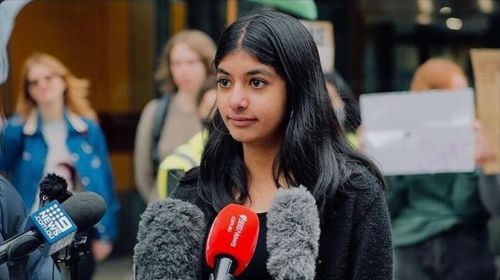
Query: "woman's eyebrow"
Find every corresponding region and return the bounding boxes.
[216,67,275,77]
[246,68,274,77]
[216,68,230,75]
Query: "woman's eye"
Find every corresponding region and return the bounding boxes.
[217,78,231,88]
[251,79,265,88]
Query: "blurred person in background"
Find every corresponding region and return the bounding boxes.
[1,174,61,279]
[134,30,216,203]
[0,53,120,279]
[386,58,497,280]
[324,70,361,134]
[1,5,59,277]
[156,86,216,199]
[324,70,361,147]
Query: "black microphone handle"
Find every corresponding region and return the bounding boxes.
[0,231,41,265]
[212,256,236,280]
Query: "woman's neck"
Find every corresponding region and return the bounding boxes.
[174,90,197,113]
[242,140,283,212]
[38,101,64,122]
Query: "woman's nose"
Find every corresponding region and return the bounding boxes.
[38,79,49,88]
[228,85,249,111]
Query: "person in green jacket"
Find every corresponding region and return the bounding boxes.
[387,58,497,280]
[156,88,216,199]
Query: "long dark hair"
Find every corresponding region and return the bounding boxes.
[199,10,384,214]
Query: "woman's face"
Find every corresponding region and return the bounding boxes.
[26,63,66,106]
[216,50,287,146]
[169,42,207,94]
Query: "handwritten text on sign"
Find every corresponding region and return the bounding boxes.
[360,89,475,175]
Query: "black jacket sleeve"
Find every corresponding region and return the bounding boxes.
[350,186,393,280]
[169,167,200,204]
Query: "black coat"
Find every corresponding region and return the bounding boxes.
[171,167,393,280]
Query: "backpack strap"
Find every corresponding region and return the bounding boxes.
[151,94,172,176]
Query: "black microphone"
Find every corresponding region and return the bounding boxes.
[39,173,73,207]
[0,192,107,264]
[266,186,320,280]
[134,198,206,280]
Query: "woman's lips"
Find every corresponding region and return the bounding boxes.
[228,116,257,127]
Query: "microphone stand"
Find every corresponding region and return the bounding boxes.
[55,235,90,280]
[7,258,28,280]
[209,273,234,280]
[38,175,87,280]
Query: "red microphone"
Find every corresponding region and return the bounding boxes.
[206,204,259,279]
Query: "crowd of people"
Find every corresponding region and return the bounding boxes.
[0,4,499,280]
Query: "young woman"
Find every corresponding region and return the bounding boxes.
[0,53,119,277]
[170,11,392,279]
[134,30,216,203]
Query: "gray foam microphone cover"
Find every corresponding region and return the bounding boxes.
[266,186,320,280]
[134,198,206,280]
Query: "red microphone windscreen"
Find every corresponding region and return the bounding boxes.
[205,204,259,276]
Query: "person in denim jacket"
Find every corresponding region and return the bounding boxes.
[0,53,119,276]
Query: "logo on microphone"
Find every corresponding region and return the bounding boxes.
[35,205,73,238]
[230,215,248,248]
[31,200,77,246]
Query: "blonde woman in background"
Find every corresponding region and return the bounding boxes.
[134,30,216,203]
[0,53,120,279]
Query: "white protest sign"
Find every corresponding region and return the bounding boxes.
[301,20,334,73]
[360,89,475,175]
